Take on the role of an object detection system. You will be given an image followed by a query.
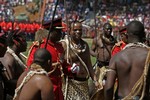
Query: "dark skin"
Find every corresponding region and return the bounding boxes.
[49,30,62,43]
[120,33,128,43]
[105,47,149,100]
[0,35,7,100]
[15,48,54,100]
[1,37,27,80]
[16,71,54,100]
[0,34,27,96]
[62,22,99,85]
[104,21,150,100]
[90,23,116,63]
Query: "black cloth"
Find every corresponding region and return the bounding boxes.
[94,60,109,68]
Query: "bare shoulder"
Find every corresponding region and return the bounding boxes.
[110,47,149,69]
[17,71,28,86]
[17,73,52,88]
[121,47,149,60]
[32,75,52,87]
[1,53,15,67]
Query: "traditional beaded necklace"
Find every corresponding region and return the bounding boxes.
[70,40,87,53]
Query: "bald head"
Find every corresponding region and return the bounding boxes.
[33,48,51,66]
[127,21,145,38]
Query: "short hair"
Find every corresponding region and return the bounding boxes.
[34,28,48,42]
[127,21,145,38]
[33,48,51,65]
[103,23,112,29]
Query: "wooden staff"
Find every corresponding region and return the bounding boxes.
[40,0,46,24]
[93,0,99,62]
[44,0,59,49]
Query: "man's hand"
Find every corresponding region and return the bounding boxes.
[93,74,103,90]
[93,80,102,90]
[71,63,80,73]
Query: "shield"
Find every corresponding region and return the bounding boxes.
[90,66,107,100]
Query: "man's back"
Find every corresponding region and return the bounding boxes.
[16,70,54,100]
[117,48,148,97]
[104,20,150,100]
[113,47,149,97]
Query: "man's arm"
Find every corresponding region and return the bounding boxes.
[2,57,15,80]
[90,38,98,57]
[104,56,117,100]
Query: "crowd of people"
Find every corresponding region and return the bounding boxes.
[43,0,150,39]
[0,1,149,39]
[0,0,150,100]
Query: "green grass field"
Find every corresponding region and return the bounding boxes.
[24,38,96,65]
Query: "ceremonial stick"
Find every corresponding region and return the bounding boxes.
[63,0,70,99]
[44,0,59,49]
[93,0,99,69]
[39,0,46,24]
[20,53,27,59]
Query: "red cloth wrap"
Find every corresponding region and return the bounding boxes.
[111,41,126,56]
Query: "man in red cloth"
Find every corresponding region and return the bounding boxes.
[111,27,128,56]
[0,20,7,33]
[26,18,79,100]
[6,21,12,32]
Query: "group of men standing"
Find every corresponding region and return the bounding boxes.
[90,20,150,100]
[0,16,149,100]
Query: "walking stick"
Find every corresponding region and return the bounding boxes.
[39,0,46,25]
[45,0,60,49]
[93,0,99,69]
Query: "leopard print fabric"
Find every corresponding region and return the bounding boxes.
[63,79,89,100]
